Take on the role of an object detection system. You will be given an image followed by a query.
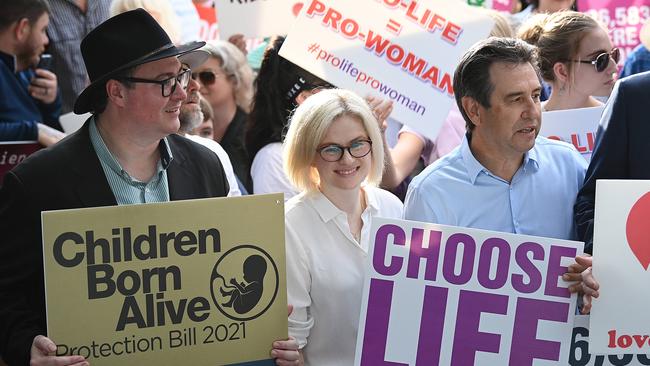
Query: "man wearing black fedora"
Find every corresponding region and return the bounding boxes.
[0,9,234,366]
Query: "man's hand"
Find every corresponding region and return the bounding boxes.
[30,335,88,366]
[565,255,599,314]
[29,69,58,104]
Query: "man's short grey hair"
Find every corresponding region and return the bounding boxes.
[453,37,540,133]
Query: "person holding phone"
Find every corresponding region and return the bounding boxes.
[0,0,64,146]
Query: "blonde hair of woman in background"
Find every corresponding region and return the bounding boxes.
[283,88,403,365]
[109,0,181,44]
[519,10,617,111]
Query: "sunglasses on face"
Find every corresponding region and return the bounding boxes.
[191,70,224,85]
[119,69,191,97]
[571,48,620,72]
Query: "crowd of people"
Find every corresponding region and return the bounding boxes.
[0,0,647,365]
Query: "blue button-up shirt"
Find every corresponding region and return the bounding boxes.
[404,135,587,240]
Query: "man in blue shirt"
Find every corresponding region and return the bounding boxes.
[404,38,586,241]
[0,0,64,145]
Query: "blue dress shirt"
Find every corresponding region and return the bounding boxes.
[404,135,587,240]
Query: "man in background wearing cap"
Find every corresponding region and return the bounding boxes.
[0,9,231,365]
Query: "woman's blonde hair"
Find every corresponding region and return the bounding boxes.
[283,89,384,192]
[518,11,602,82]
[201,40,255,113]
[110,0,180,44]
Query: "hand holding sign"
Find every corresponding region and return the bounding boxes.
[30,335,87,366]
[565,255,599,314]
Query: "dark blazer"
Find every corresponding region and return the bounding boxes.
[0,122,229,365]
[575,71,650,254]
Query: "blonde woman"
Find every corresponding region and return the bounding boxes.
[519,11,617,111]
[283,89,403,365]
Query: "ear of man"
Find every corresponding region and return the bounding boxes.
[106,79,128,108]
[461,96,483,128]
[14,18,32,43]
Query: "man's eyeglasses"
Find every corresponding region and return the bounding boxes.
[119,69,191,97]
[570,48,620,73]
[191,70,224,85]
[317,140,372,162]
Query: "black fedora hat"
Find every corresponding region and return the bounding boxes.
[74,8,206,114]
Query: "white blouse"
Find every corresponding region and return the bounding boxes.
[285,186,403,365]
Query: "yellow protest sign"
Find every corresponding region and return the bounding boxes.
[42,194,286,366]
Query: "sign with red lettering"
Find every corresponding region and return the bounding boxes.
[355,217,583,365]
[579,0,650,65]
[570,315,650,365]
[590,180,650,355]
[0,141,41,186]
[216,0,303,37]
[279,0,493,140]
[540,106,604,162]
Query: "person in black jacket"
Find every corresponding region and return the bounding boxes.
[0,9,230,366]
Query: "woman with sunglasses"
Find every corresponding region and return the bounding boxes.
[519,11,617,111]
[282,89,403,365]
[193,40,255,193]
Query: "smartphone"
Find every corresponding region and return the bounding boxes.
[36,54,52,71]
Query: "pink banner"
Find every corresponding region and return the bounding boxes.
[578,0,650,64]
[0,141,41,185]
[467,0,516,12]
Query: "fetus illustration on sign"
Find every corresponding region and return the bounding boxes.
[219,254,266,313]
[210,244,279,321]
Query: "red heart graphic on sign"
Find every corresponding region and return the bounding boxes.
[292,2,304,17]
[625,192,650,270]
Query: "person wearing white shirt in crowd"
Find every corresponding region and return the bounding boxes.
[283,89,403,365]
[178,67,241,196]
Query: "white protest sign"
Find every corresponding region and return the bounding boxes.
[590,180,650,355]
[540,106,604,162]
[355,217,583,365]
[279,0,493,141]
[570,315,650,365]
[216,0,303,38]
